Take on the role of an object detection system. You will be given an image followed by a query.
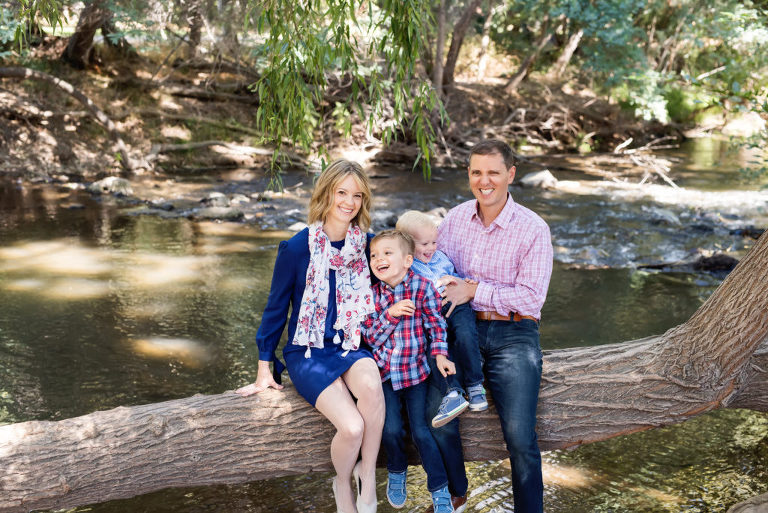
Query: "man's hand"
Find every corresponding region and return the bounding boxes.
[441,277,478,317]
[388,299,415,317]
[435,354,456,377]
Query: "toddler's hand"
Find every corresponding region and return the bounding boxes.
[435,354,456,377]
[388,299,415,317]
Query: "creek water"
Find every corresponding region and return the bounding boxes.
[1,138,767,512]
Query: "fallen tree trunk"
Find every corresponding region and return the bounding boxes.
[726,492,768,513]
[1,232,767,513]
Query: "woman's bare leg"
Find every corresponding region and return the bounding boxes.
[316,377,366,513]
[343,358,385,506]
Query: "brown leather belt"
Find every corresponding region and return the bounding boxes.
[476,311,539,323]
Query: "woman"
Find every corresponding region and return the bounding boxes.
[236,159,384,513]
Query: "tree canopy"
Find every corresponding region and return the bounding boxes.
[2,0,767,176]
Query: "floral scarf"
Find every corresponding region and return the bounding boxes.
[293,222,375,358]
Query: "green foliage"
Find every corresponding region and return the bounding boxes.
[248,0,443,179]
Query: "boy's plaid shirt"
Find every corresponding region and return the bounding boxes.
[363,269,448,390]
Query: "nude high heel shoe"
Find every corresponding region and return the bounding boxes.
[353,461,378,513]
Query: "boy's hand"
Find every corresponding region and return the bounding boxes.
[435,354,456,377]
[388,299,415,317]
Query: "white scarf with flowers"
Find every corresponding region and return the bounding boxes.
[293,222,375,358]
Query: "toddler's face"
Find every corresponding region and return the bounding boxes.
[370,238,413,288]
[411,225,438,263]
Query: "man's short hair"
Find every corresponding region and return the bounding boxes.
[396,210,437,236]
[469,139,516,169]
[371,229,415,256]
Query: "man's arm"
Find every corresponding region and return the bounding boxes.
[443,224,553,318]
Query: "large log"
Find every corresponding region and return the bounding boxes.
[1,232,767,513]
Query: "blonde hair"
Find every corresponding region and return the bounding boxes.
[371,229,415,256]
[396,210,437,237]
[307,159,372,231]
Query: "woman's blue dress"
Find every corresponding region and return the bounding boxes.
[255,227,375,406]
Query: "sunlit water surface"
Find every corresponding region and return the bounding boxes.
[1,138,767,512]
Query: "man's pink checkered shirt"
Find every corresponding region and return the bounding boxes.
[437,195,553,320]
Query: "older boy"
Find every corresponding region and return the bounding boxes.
[363,230,461,513]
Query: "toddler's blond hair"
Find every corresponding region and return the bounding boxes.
[396,210,437,237]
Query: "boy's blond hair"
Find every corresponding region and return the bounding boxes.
[371,229,415,256]
[395,210,437,237]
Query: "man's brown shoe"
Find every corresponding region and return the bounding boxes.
[424,494,467,513]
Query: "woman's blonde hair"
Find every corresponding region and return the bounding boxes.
[395,210,437,237]
[307,159,372,231]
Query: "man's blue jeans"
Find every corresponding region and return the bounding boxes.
[381,379,449,492]
[428,317,544,512]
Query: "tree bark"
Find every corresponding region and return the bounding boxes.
[432,0,448,97]
[100,16,135,58]
[0,66,136,173]
[726,492,768,513]
[475,1,501,80]
[186,0,206,60]
[550,28,583,79]
[442,0,483,88]
[61,0,111,68]
[504,16,552,94]
[1,232,767,513]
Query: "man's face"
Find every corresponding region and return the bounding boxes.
[468,152,515,215]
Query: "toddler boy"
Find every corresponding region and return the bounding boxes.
[396,210,488,421]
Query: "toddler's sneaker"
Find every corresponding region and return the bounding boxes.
[431,392,469,428]
[387,470,407,508]
[430,485,455,513]
[467,384,488,412]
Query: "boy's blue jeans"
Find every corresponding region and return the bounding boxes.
[433,301,484,394]
[381,379,449,492]
[428,317,544,513]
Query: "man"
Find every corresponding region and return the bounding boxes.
[427,138,553,513]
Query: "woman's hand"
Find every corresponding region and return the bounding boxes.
[388,299,415,317]
[235,361,283,396]
[435,354,456,377]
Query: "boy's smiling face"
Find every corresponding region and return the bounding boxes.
[370,237,413,288]
[410,225,438,263]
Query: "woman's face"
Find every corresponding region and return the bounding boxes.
[325,174,364,228]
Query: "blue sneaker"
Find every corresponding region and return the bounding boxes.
[386,470,407,508]
[467,384,488,412]
[431,485,455,513]
[431,392,469,428]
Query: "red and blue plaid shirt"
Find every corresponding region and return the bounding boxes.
[363,269,448,390]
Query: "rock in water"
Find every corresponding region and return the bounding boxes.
[87,177,133,196]
[692,254,739,272]
[519,170,557,189]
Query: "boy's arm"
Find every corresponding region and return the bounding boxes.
[362,291,401,349]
